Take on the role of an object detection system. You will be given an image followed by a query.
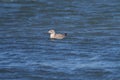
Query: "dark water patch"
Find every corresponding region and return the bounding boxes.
[0,67,31,79]
[73,68,113,80]
[64,52,92,59]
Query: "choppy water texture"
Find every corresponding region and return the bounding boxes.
[0,0,120,80]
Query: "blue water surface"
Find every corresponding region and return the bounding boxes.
[0,0,120,80]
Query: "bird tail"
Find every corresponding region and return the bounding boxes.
[64,33,67,36]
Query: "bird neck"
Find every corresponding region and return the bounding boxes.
[50,33,55,38]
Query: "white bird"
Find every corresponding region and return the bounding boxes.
[48,29,67,39]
